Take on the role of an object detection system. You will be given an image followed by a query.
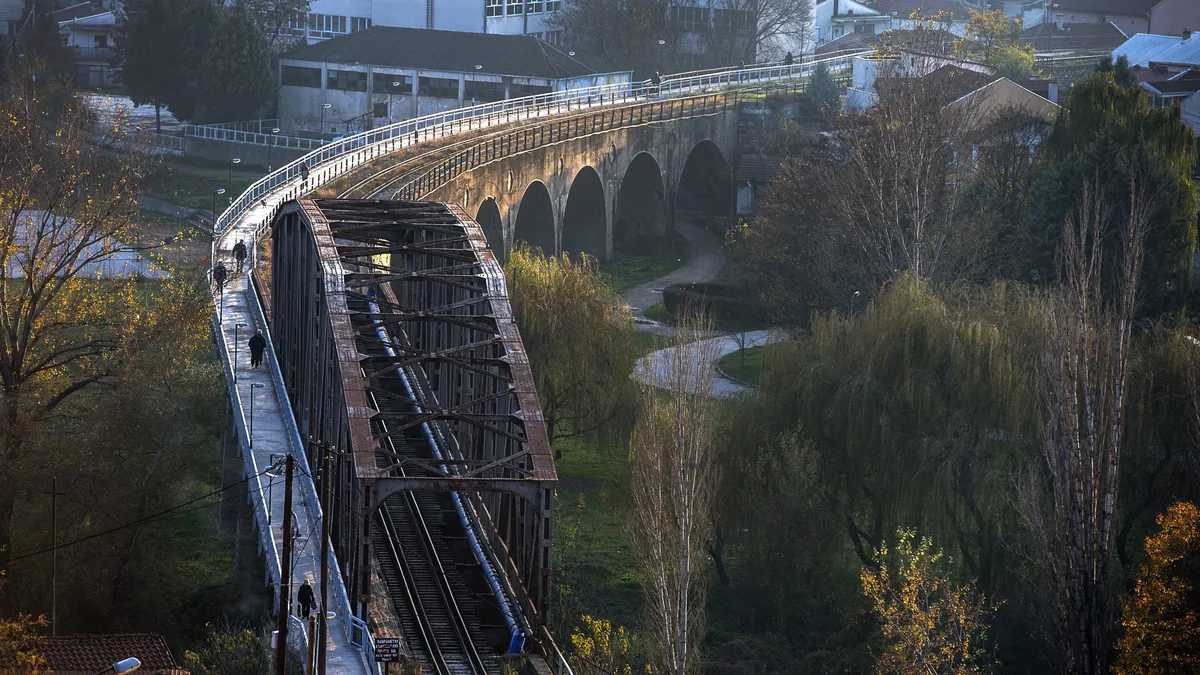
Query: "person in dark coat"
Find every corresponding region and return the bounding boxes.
[298,579,315,619]
[248,329,267,368]
[232,239,248,273]
[212,262,228,289]
[784,51,794,66]
[300,162,310,183]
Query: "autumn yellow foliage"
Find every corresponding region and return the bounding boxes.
[861,530,994,674]
[1115,502,1200,675]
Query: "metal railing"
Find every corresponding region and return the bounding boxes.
[184,124,323,150]
[212,51,866,244]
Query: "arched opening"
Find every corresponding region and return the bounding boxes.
[561,166,607,260]
[615,152,666,250]
[475,197,504,260]
[676,140,733,222]
[512,181,556,255]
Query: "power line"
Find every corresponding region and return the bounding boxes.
[8,468,271,563]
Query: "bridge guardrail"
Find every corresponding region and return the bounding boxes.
[211,51,867,250]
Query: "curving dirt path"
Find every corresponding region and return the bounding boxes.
[620,217,725,325]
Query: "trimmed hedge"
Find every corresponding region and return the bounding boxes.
[663,282,747,322]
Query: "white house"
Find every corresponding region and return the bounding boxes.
[277,26,632,136]
[874,0,972,36]
[281,0,564,45]
[55,2,118,87]
[813,0,890,47]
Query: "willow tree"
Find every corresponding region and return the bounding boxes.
[505,246,635,447]
[0,76,156,574]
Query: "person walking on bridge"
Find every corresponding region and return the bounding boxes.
[784,51,794,66]
[298,579,315,619]
[248,329,267,368]
[232,239,248,274]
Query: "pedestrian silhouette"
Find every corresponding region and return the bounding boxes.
[785,51,794,66]
[300,162,310,183]
[249,329,267,368]
[298,579,315,619]
[232,239,248,273]
[212,263,228,289]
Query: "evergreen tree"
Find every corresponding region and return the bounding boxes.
[1027,70,1198,317]
[194,7,274,123]
[804,61,839,116]
[116,0,215,129]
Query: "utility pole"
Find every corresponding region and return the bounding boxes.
[318,441,332,675]
[276,454,295,675]
[42,477,63,637]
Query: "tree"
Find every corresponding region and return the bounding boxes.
[802,61,839,116]
[1115,502,1200,675]
[568,615,647,675]
[551,0,681,77]
[957,10,1023,64]
[739,71,985,321]
[1095,55,1137,89]
[1032,178,1152,675]
[0,612,47,672]
[505,246,635,447]
[1027,70,1197,316]
[861,530,995,675]
[194,7,274,123]
[183,622,269,675]
[0,78,156,575]
[237,0,311,51]
[699,0,813,66]
[116,0,208,131]
[629,309,720,675]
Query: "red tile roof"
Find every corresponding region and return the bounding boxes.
[43,634,184,673]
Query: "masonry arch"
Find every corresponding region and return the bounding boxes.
[512,181,556,255]
[615,152,667,249]
[475,197,504,260]
[676,139,733,220]
[561,166,607,260]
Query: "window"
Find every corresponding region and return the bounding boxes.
[372,73,411,93]
[281,12,305,35]
[93,34,107,48]
[853,23,874,34]
[350,16,371,32]
[373,102,388,118]
[526,0,542,13]
[465,79,505,102]
[507,0,523,14]
[714,9,751,31]
[281,65,322,88]
[671,6,709,32]
[419,76,459,98]
[486,0,503,16]
[832,26,843,38]
[511,82,551,97]
[543,29,562,45]
[545,0,560,10]
[327,69,367,91]
[308,13,347,38]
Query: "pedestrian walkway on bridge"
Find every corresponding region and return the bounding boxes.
[214,213,370,675]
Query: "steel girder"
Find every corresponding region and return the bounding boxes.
[267,198,557,634]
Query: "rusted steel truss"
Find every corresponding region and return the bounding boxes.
[267,198,557,638]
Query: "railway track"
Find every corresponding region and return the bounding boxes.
[356,291,502,675]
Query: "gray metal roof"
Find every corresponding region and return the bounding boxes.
[1114,33,1200,68]
[280,26,625,80]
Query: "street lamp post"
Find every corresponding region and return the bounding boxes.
[234,322,247,382]
[319,103,331,143]
[267,127,280,171]
[228,157,241,201]
[471,64,482,106]
[389,81,401,122]
[211,188,225,226]
[249,382,266,447]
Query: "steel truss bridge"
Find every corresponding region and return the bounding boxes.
[209,52,862,675]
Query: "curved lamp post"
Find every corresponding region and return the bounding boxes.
[319,103,332,143]
[267,127,280,171]
[233,322,247,382]
[250,381,266,448]
[211,188,225,226]
[228,157,241,199]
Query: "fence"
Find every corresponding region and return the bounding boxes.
[184,124,323,151]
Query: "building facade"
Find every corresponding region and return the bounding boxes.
[277,26,631,136]
[281,0,563,45]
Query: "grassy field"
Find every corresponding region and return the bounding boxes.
[136,210,211,278]
[718,345,764,385]
[641,302,672,324]
[601,231,691,293]
[144,164,257,212]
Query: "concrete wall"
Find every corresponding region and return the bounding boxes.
[183,136,307,170]
[1150,0,1200,37]
[1054,10,1147,35]
[417,107,740,261]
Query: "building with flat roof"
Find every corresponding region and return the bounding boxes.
[277,25,632,137]
[279,0,563,45]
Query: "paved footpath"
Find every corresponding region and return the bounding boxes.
[621,218,725,322]
[634,329,778,399]
[216,206,369,675]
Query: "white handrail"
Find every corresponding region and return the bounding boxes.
[211,51,866,243]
